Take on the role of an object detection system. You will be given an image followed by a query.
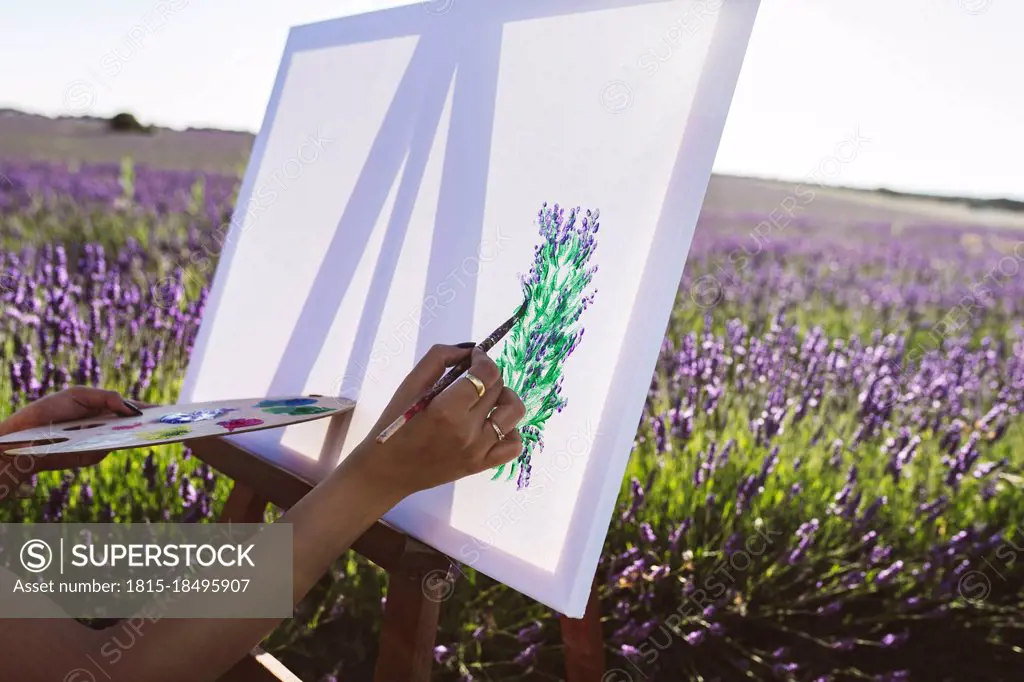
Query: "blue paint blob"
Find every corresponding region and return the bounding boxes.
[158,408,236,424]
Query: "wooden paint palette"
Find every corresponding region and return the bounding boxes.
[0,395,355,457]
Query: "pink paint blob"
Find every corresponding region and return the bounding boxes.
[216,418,265,433]
[112,422,143,431]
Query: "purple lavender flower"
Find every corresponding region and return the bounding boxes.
[669,517,693,552]
[683,630,706,646]
[433,645,453,664]
[874,672,910,682]
[513,642,540,668]
[881,631,909,648]
[142,452,157,491]
[516,621,543,643]
[79,483,94,507]
[773,662,799,677]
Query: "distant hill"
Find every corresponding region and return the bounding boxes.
[872,186,1024,214]
[1,108,1021,229]
[0,108,253,175]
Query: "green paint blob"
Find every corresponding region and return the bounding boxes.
[261,405,334,416]
[137,426,192,440]
[493,203,599,488]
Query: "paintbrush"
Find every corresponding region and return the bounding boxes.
[375,299,528,444]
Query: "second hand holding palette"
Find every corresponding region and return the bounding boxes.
[0,395,355,457]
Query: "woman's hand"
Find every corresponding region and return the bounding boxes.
[1,386,140,434]
[349,344,527,502]
[0,386,142,474]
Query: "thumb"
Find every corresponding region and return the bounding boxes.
[69,386,128,415]
[95,390,140,417]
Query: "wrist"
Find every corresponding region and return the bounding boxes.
[335,440,412,511]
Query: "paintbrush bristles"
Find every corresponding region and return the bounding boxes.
[374,300,528,444]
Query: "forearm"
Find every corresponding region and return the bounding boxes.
[0,413,25,437]
[93,445,401,682]
[0,403,48,436]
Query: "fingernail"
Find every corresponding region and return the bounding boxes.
[456,342,476,349]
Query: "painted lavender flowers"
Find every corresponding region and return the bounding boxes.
[492,202,598,488]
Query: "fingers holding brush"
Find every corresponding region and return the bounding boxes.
[372,343,474,432]
[435,348,503,413]
[374,301,528,445]
[480,386,525,444]
[359,340,526,496]
[482,402,525,472]
[484,429,523,472]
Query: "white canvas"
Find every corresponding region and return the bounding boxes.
[182,0,759,617]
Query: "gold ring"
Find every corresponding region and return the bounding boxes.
[488,416,506,441]
[463,372,486,398]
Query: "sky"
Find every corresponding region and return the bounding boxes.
[1,0,1021,200]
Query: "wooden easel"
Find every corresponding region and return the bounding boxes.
[186,434,608,682]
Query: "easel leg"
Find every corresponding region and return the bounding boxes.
[560,581,605,682]
[219,481,269,522]
[373,552,448,682]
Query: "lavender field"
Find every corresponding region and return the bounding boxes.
[0,159,1022,681]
